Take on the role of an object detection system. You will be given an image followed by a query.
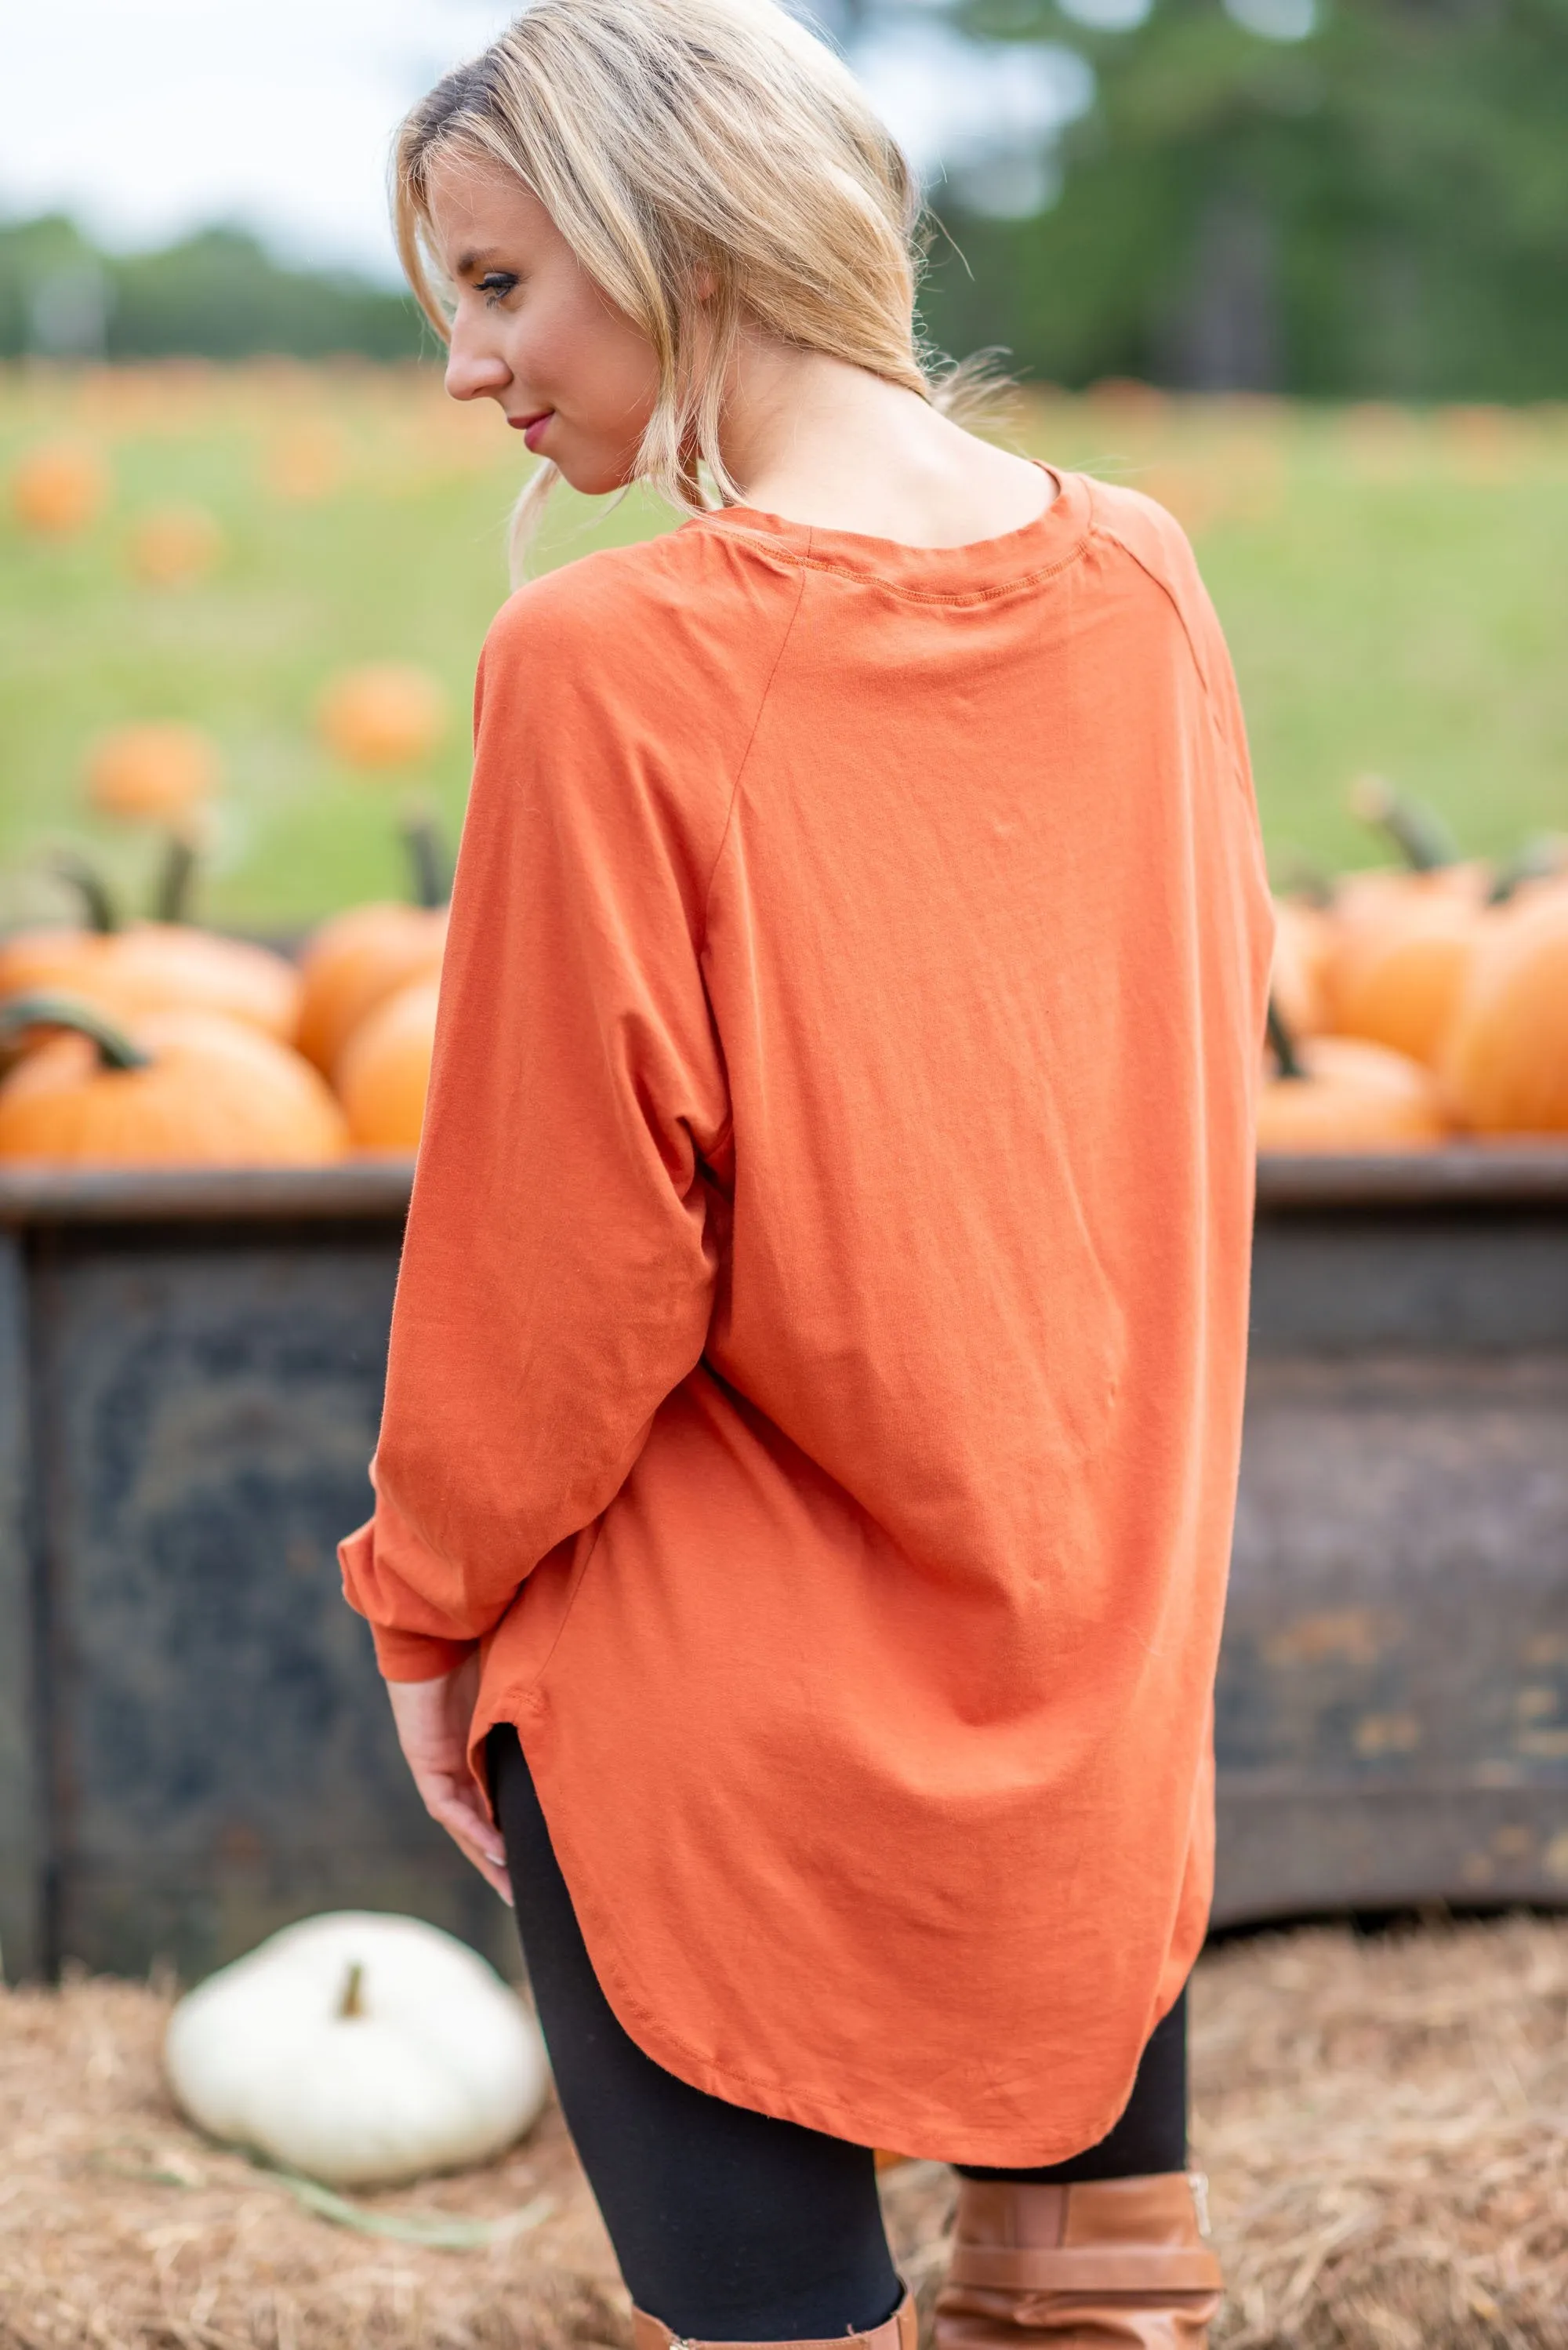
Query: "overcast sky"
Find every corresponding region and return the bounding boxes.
[0,3,524,278]
[0,0,1312,274]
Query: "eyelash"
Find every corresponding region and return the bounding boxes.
[478,273,517,309]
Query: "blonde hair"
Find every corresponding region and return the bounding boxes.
[393,0,1000,568]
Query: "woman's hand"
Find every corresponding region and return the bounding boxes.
[384,1654,514,1906]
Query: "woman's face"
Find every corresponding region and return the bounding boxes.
[426,154,662,494]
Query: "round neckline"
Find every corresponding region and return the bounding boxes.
[687,462,1091,601]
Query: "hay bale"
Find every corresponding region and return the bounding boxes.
[2,1919,1565,2349]
[1192,1916,1568,2348]
[0,1960,623,2350]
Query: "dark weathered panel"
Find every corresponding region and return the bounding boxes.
[1214,1779,1568,1925]
[31,1225,514,1981]
[0,1234,42,1981]
[1216,1353,1568,1916]
[2,1159,1567,1978]
[1250,1211,1568,1353]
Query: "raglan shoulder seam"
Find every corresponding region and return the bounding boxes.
[1086,484,1252,808]
[697,558,810,955]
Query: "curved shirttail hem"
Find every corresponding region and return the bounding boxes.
[499,1693,1171,2168]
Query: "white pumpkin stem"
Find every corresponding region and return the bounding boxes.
[338,1960,365,2019]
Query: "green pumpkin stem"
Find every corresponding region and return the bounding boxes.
[401,808,452,910]
[338,1960,365,2020]
[0,992,153,1071]
[49,851,120,934]
[1348,775,1457,874]
[1487,835,1563,906]
[1276,854,1335,911]
[152,829,200,925]
[1266,996,1306,1083]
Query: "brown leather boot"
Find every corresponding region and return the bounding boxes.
[933,2174,1222,2349]
[633,2283,917,2350]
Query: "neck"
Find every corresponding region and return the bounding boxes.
[710,332,1053,549]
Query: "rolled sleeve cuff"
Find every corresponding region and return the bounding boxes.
[366,1618,478,1681]
[339,1511,482,1684]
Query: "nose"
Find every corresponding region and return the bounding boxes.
[445,320,511,405]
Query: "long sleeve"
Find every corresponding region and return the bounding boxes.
[339,572,735,1679]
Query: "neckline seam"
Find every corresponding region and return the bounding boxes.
[691,476,1092,605]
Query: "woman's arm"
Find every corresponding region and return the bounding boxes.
[339,579,734,1684]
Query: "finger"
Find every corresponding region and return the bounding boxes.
[417,1779,509,1870]
[459,1836,516,1906]
[427,1795,514,1903]
[434,1804,513,1901]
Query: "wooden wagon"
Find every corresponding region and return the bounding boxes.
[2,1151,1565,1982]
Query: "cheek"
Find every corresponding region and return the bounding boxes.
[540,284,659,435]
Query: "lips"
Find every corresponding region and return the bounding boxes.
[510,410,553,451]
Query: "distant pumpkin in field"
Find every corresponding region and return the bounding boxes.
[266,419,350,502]
[9,438,110,536]
[317,663,447,772]
[85,721,221,824]
[129,503,223,587]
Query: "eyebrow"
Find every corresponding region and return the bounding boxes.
[453,249,508,280]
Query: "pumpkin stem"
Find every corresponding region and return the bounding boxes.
[401,808,452,910]
[1488,834,1564,906]
[1348,774,1457,873]
[338,1960,365,2020]
[1266,995,1307,1082]
[1276,853,1335,911]
[0,991,154,1071]
[49,851,120,934]
[151,828,200,925]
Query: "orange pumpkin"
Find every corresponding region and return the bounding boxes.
[0,996,348,1166]
[296,902,448,1075]
[266,419,350,502]
[85,721,221,823]
[1258,1011,1446,1153]
[128,503,223,587]
[317,663,447,772]
[0,919,301,1044]
[1323,883,1487,1066]
[1270,896,1333,1038]
[1441,882,1568,1133]
[9,438,110,536]
[336,976,438,1150]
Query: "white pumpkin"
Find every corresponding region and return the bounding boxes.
[164,1910,550,2188]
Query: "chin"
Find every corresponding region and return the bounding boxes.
[551,444,642,499]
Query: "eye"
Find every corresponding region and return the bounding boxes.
[477,271,518,309]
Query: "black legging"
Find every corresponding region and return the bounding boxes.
[486,1720,1187,2341]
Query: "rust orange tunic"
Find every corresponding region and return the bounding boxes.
[339,467,1274,2164]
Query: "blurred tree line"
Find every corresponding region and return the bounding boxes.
[921,0,1568,398]
[2,0,1564,397]
[0,216,421,365]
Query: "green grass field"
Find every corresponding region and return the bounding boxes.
[2,363,1565,932]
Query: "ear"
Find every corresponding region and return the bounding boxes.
[691,263,718,303]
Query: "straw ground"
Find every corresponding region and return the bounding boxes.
[4,1912,1566,2349]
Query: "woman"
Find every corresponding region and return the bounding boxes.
[339,2,1273,2345]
